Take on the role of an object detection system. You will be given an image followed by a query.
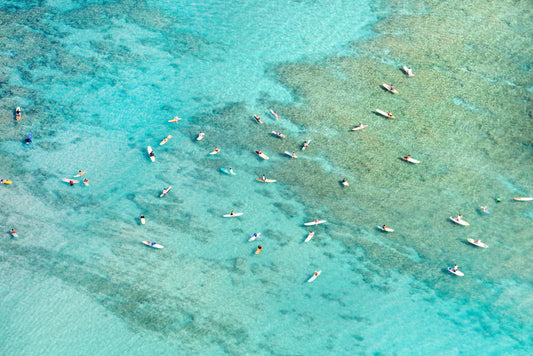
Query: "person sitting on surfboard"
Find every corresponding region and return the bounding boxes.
[303,141,309,149]
[387,112,393,118]
[452,265,458,272]
[382,225,387,230]
[262,175,266,181]
[230,210,235,217]
[291,152,296,158]
[11,229,16,235]
[389,84,394,92]
[405,155,411,160]
[149,151,155,158]
[214,147,220,154]
[151,242,156,246]
[69,180,74,186]
[229,168,234,175]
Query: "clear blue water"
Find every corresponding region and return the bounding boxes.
[1,0,532,354]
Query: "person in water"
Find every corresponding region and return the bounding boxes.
[342,178,347,183]
[83,178,89,185]
[25,136,32,144]
[69,180,74,186]
[257,245,263,251]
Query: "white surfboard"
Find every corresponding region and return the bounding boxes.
[248,233,261,242]
[514,197,533,201]
[304,231,315,242]
[142,241,164,249]
[62,178,79,184]
[271,131,286,138]
[270,109,280,120]
[285,151,297,158]
[224,212,243,217]
[375,109,395,119]
[450,216,469,226]
[467,238,488,248]
[147,146,155,162]
[304,220,326,226]
[352,124,368,131]
[196,132,205,141]
[159,135,172,145]
[401,156,420,164]
[448,267,464,276]
[403,66,414,77]
[377,225,394,232]
[307,270,322,282]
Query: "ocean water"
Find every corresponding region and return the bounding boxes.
[1,0,532,354]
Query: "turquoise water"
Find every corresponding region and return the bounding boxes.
[1,0,532,354]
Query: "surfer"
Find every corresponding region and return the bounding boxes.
[387,112,393,118]
[11,229,16,235]
[262,175,266,181]
[69,180,74,186]
[83,178,89,185]
[303,141,309,149]
[452,265,458,273]
[291,152,296,158]
[229,168,234,175]
[389,84,394,92]
[149,150,155,158]
[213,147,220,154]
[230,210,235,217]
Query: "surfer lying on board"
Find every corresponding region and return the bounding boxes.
[11,229,16,235]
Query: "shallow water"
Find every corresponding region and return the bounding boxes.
[1,0,532,354]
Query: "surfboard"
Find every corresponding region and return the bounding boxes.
[248,233,261,242]
[352,124,368,131]
[285,151,297,158]
[377,225,394,232]
[256,178,276,183]
[403,66,415,77]
[304,231,315,242]
[223,212,243,217]
[271,131,286,138]
[302,139,312,150]
[168,116,181,123]
[220,168,236,175]
[255,150,269,160]
[142,241,164,249]
[62,178,79,184]
[140,215,146,225]
[375,109,395,119]
[253,115,263,124]
[304,220,326,226]
[450,216,469,226]
[382,83,399,94]
[74,171,87,177]
[270,109,280,120]
[514,197,533,201]
[467,238,488,248]
[196,132,205,141]
[480,206,490,214]
[401,156,420,164]
[209,148,220,155]
[160,186,172,197]
[147,146,155,162]
[307,270,321,282]
[448,267,464,276]
[160,135,172,145]
[0,179,13,184]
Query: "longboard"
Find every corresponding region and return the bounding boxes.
[248,233,261,242]
[377,225,394,232]
[401,156,420,164]
[0,179,13,184]
[514,197,533,201]
[448,267,464,276]
[382,83,399,94]
[352,124,368,131]
[271,131,286,138]
[142,241,163,249]
[304,220,326,226]
[223,212,243,217]
[255,150,269,160]
[467,238,488,248]
[256,178,276,183]
[307,270,322,282]
[62,178,79,184]
[196,133,205,141]
[285,151,297,158]
[375,109,395,119]
[450,216,469,226]
[403,66,414,77]
[160,135,172,145]
[270,109,280,120]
